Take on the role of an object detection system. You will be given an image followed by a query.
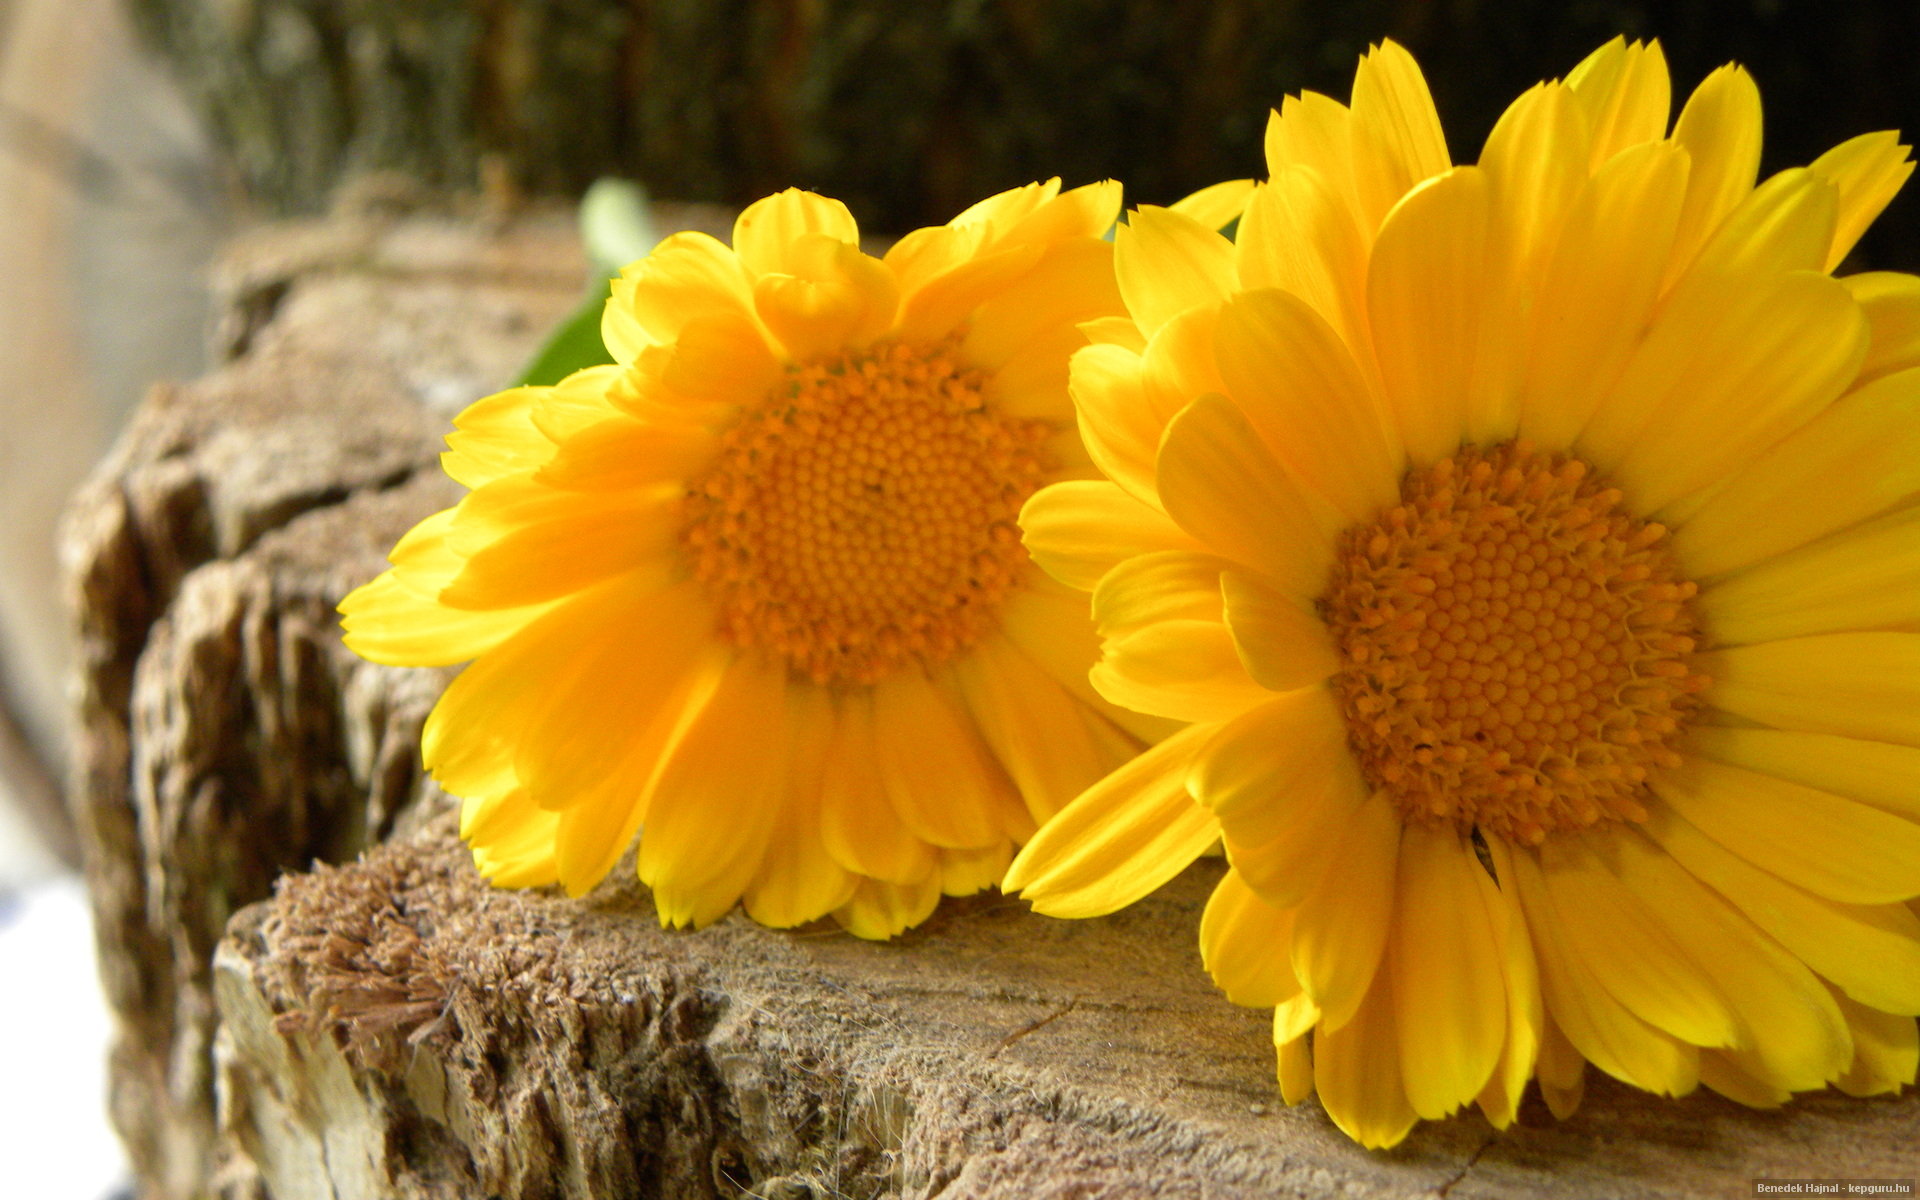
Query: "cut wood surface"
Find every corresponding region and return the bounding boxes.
[65,210,1920,1199]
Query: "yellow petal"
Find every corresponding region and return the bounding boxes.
[1193,686,1365,906]
[1313,960,1418,1149]
[439,483,678,610]
[891,238,1047,345]
[1699,1051,1790,1108]
[1276,987,1321,1043]
[982,323,1085,422]
[1673,366,1920,577]
[997,577,1185,746]
[639,655,792,929]
[1219,569,1342,693]
[882,222,975,305]
[1701,503,1920,644]
[965,238,1122,371]
[1078,314,1146,352]
[1651,755,1920,905]
[1831,989,1920,1097]
[1200,868,1303,1007]
[1509,843,1700,1095]
[1704,632,1920,748]
[513,579,715,810]
[752,235,899,359]
[1213,287,1402,522]
[1346,39,1451,233]
[1581,269,1865,514]
[1090,550,1226,641]
[524,364,636,442]
[947,178,1063,234]
[1607,826,1851,1091]
[339,510,551,668]
[1113,205,1235,338]
[654,311,783,404]
[1691,726,1920,823]
[464,785,560,888]
[990,179,1124,249]
[533,415,716,492]
[605,231,755,361]
[1565,37,1671,169]
[1475,837,1544,1129]
[834,874,942,941]
[1536,1012,1588,1119]
[1646,804,1920,1016]
[871,671,1016,850]
[1290,791,1399,1031]
[952,634,1139,829]
[1090,618,1271,724]
[1003,722,1220,918]
[731,188,859,278]
[1845,271,1920,383]
[1365,167,1490,465]
[553,737,659,899]
[1479,81,1589,320]
[442,386,551,487]
[937,841,1012,899]
[1275,1025,1316,1105]
[1666,65,1764,285]
[1065,379,1174,495]
[1517,142,1689,449]
[741,685,860,928]
[1156,395,1338,597]
[1810,131,1916,270]
[1684,167,1839,282]
[817,691,936,886]
[1391,825,1507,1119]
[421,572,703,803]
[1537,833,1739,1048]
[1018,479,1197,591]
[1169,178,1256,231]
[1264,91,1355,207]
[1235,167,1373,360]
[1069,316,1201,504]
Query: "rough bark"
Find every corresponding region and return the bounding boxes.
[66,209,1920,1200]
[62,202,594,1198]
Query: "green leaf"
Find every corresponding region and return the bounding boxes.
[580,178,660,277]
[513,295,613,387]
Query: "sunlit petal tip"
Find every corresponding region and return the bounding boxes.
[1169,179,1257,232]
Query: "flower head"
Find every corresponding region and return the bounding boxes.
[343,181,1168,938]
[1007,37,1920,1146]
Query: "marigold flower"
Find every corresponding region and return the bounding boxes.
[1006,37,1920,1147]
[342,181,1169,938]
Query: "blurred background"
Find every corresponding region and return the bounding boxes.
[2,2,1917,1197]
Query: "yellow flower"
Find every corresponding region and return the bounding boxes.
[1006,37,1920,1147]
[342,181,1169,938]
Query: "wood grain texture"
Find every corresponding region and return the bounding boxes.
[66,210,1920,1199]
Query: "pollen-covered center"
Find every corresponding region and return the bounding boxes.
[681,339,1050,685]
[1320,441,1710,844]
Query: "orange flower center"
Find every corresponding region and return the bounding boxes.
[681,339,1050,685]
[1320,442,1709,844]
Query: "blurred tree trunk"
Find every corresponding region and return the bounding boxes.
[119,0,1301,230]
[124,1,1920,264]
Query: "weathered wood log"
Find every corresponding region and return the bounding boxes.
[67,210,1920,1199]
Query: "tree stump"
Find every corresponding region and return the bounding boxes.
[64,209,1920,1200]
